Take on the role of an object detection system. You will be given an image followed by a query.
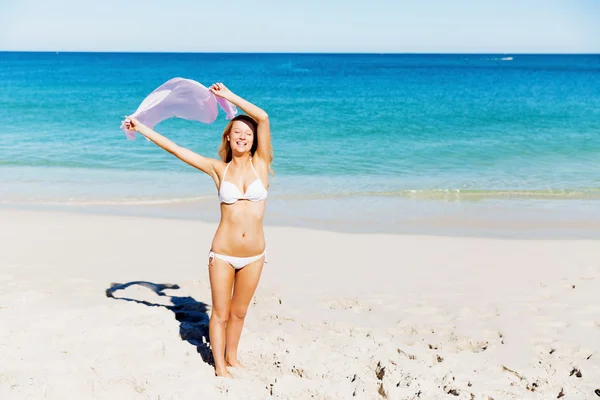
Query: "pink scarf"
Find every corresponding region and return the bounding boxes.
[121,78,237,140]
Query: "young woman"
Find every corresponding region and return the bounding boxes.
[124,82,272,378]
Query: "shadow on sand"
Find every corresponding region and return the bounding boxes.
[105,281,213,366]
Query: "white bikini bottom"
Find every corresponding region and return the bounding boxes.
[208,249,267,270]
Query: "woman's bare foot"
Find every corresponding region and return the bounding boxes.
[226,358,244,368]
[215,367,232,378]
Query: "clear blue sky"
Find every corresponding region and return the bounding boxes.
[1,0,598,53]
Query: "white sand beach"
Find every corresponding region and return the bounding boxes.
[1,208,599,399]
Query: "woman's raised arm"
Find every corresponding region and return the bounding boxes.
[209,83,272,165]
[124,116,221,180]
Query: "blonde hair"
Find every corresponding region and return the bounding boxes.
[218,114,274,174]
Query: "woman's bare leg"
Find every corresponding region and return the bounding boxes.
[225,256,264,368]
[208,256,235,377]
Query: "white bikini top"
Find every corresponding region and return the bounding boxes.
[218,159,268,204]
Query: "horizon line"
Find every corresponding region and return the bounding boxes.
[1,50,599,55]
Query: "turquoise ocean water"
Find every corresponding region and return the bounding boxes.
[1,52,599,237]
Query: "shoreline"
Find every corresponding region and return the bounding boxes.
[3,162,600,240]
[2,200,600,240]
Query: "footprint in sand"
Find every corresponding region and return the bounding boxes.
[261,313,295,325]
[465,340,489,353]
[252,292,282,307]
[439,331,492,353]
[397,348,417,360]
[324,297,371,312]
[215,379,231,393]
